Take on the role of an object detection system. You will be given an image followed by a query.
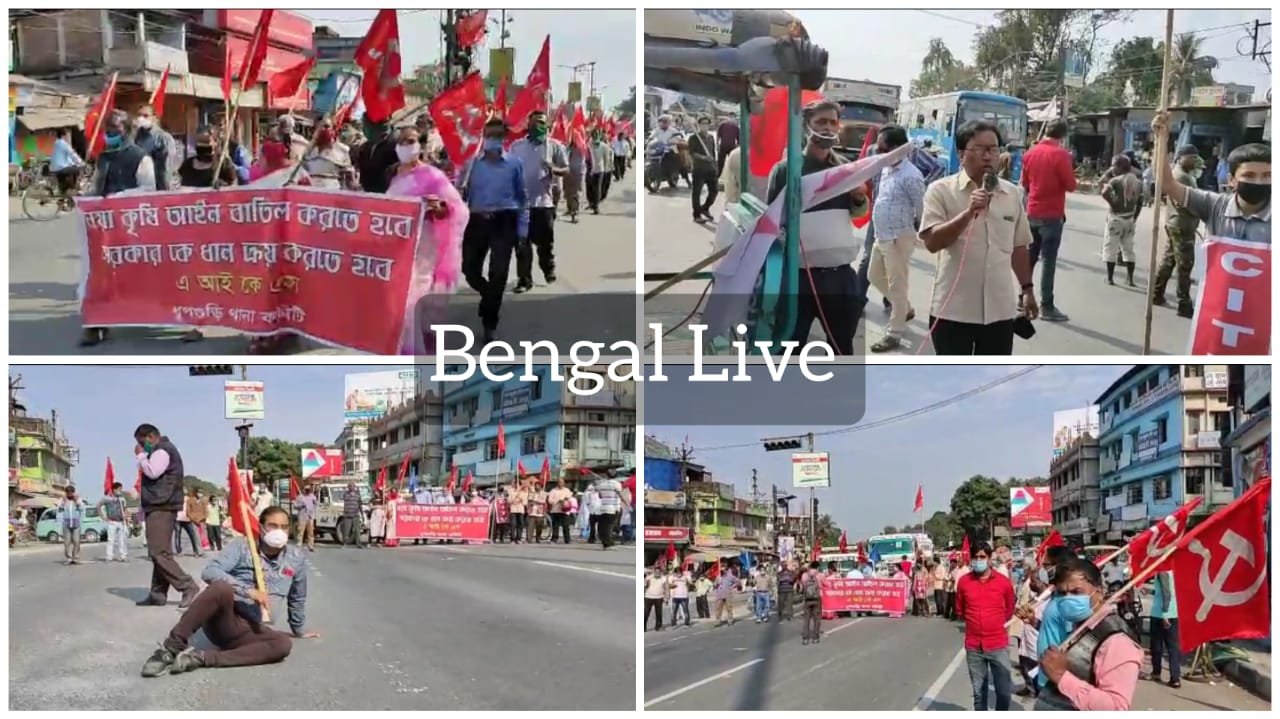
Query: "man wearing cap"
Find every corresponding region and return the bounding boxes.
[1151,144,1206,318]
[508,110,569,293]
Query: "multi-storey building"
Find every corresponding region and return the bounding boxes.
[332,423,369,479]
[366,390,445,486]
[9,400,77,508]
[1224,365,1270,498]
[1050,434,1101,545]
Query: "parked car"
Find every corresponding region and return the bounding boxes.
[35,506,107,543]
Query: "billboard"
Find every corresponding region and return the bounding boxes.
[1052,407,1100,458]
[224,381,265,420]
[1010,486,1052,528]
[300,447,344,479]
[344,370,420,422]
[791,452,830,488]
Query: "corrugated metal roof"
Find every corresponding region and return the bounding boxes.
[17,107,84,131]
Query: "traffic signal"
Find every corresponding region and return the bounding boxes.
[189,365,234,376]
[762,438,803,451]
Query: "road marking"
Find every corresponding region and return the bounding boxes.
[532,560,632,580]
[914,646,967,711]
[643,658,765,708]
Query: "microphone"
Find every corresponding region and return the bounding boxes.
[973,170,999,219]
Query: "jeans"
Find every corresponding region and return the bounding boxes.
[175,521,200,555]
[1028,218,1065,308]
[965,647,1013,710]
[1150,617,1182,683]
[803,600,822,641]
[753,591,771,621]
[672,597,691,625]
[105,520,128,560]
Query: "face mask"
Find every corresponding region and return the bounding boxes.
[135,117,153,130]
[1058,594,1094,623]
[972,559,989,574]
[482,138,504,154]
[528,125,548,141]
[395,143,420,164]
[316,129,335,146]
[1037,567,1050,584]
[105,133,123,150]
[195,146,214,161]
[806,126,838,149]
[1190,168,1203,181]
[142,440,155,452]
[1236,181,1270,206]
[263,528,289,549]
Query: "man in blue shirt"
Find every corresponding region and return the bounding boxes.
[462,117,530,344]
[50,127,84,197]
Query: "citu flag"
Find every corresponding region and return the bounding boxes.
[1035,530,1065,564]
[354,9,407,122]
[961,535,971,561]
[913,485,924,513]
[665,542,678,564]
[708,560,721,580]
[838,530,848,554]
[332,88,360,131]
[497,422,506,458]
[540,457,552,488]
[396,453,412,486]
[851,128,877,229]
[569,105,588,153]
[455,10,488,49]
[1170,478,1270,652]
[810,542,821,563]
[227,458,260,537]
[550,104,569,145]
[103,458,116,496]
[83,73,119,160]
[505,35,550,136]
[492,77,508,120]
[149,64,170,117]
[429,72,488,168]
[288,472,302,501]
[1127,496,1203,578]
[748,86,824,178]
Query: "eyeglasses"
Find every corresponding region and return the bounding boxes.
[965,145,1001,157]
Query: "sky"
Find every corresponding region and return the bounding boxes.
[652,10,1270,102]
[646,365,1129,540]
[298,9,636,108]
[11,365,420,501]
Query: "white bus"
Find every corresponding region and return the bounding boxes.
[867,533,934,565]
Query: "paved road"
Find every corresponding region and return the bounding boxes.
[644,186,1194,355]
[643,609,1268,710]
[10,539,636,710]
[9,176,636,355]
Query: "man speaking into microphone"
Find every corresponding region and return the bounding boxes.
[919,120,1038,355]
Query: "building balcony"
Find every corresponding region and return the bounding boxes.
[106,40,190,75]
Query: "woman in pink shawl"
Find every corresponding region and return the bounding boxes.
[385,125,468,354]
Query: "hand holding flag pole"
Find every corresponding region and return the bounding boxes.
[228,458,270,623]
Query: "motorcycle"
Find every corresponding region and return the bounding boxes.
[645,141,683,194]
[1108,580,1143,637]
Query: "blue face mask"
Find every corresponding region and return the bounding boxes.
[482,138,504,154]
[1058,594,1094,623]
[104,133,123,150]
[1038,567,1051,584]
[972,559,988,574]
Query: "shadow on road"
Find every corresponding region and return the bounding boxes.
[106,586,153,604]
[927,700,971,711]
[731,610,784,710]
[9,280,78,302]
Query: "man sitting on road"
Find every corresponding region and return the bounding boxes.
[141,506,318,676]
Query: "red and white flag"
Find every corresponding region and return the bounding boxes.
[1189,237,1270,355]
[505,35,550,136]
[430,72,488,168]
[446,465,457,495]
[354,9,406,122]
[83,73,119,160]
[496,421,506,458]
[913,485,923,513]
[455,10,488,49]
[1170,478,1270,651]
[1127,496,1203,578]
[1035,530,1065,564]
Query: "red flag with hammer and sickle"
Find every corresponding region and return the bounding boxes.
[354,9,406,123]
[1127,496,1203,579]
[1170,477,1270,652]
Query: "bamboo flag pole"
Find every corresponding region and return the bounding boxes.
[1141,10,1176,354]
[283,72,357,187]
[235,466,271,623]
[88,72,120,159]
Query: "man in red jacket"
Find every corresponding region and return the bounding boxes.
[955,541,1016,710]
[1021,121,1078,323]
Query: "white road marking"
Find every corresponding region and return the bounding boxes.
[644,658,765,708]
[532,560,633,580]
[914,646,967,711]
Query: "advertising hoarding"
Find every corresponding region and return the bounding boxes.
[791,452,830,488]
[1052,407,1100,458]
[1010,486,1052,528]
[344,370,420,422]
[300,447,344,479]
[224,381,265,420]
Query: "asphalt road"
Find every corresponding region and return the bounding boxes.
[644,185,1194,356]
[10,538,636,710]
[8,175,637,355]
[643,607,1269,711]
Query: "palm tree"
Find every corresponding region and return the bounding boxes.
[1166,33,1218,105]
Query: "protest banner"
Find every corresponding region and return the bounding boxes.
[75,187,424,354]
[394,503,492,542]
[820,577,910,616]
[1189,237,1270,355]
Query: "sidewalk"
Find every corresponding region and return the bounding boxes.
[1218,639,1271,702]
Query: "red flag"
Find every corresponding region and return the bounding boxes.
[838,530,848,554]
[354,9,406,122]
[227,458,260,537]
[134,467,142,497]
[83,73,119,160]
[149,64,170,117]
[961,535,971,562]
[569,105,588,152]
[242,469,255,495]
[268,55,315,104]
[375,466,387,493]
[288,473,302,501]
[851,127,878,229]
[446,465,457,495]
[748,86,825,177]
[461,470,473,494]
[913,485,924,513]
[1170,478,1270,652]
[430,72,488,168]
[221,43,233,104]
[236,10,275,92]
[1128,497,1204,579]
[505,35,551,135]
[516,459,528,478]
[103,458,116,496]
[497,422,506,458]
[455,10,488,49]
[550,104,569,144]
[1034,530,1065,564]
[332,85,360,131]
[708,560,721,580]
[493,77,508,119]
[396,453,412,486]
[665,542,678,564]
[810,543,821,563]
[540,457,551,488]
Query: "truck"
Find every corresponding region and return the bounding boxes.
[274,477,373,543]
[821,77,902,154]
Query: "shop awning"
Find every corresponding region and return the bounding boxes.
[17,496,58,509]
[687,547,740,560]
[17,107,84,131]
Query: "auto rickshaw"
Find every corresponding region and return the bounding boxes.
[642,10,829,352]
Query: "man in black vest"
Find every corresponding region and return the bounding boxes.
[81,110,157,348]
[134,424,198,608]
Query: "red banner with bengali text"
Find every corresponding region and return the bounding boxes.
[75,188,423,354]
[394,503,492,542]
[820,577,909,615]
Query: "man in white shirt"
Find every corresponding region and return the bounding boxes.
[644,566,670,631]
[668,568,692,627]
[587,129,614,213]
[611,132,630,181]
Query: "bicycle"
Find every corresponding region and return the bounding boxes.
[22,163,90,222]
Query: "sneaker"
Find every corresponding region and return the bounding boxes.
[140,646,177,677]
[870,336,902,353]
[168,647,206,674]
[1040,306,1069,322]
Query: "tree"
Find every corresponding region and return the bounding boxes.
[403,63,447,99]
[911,38,982,97]
[243,437,326,493]
[971,10,1131,100]
[882,525,898,534]
[613,85,636,117]
[922,510,963,547]
[1168,33,1217,105]
[1096,36,1165,105]
[949,475,1010,543]
[182,475,224,498]
[814,514,841,547]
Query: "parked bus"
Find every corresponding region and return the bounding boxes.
[867,533,934,565]
[897,90,1029,182]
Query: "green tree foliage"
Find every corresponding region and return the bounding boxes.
[614,85,637,117]
[882,524,898,534]
[922,510,963,547]
[814,514,842,546]
[241,437,326,493]
[181,475,224,498]
[949,475,1010,542]
[969,10,1131,100]
[1168,33,1218,105]
[911,38,983,97]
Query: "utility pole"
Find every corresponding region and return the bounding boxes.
[678,438,694,541]
[442,10,456,86]
[499,9,510,49]
[763,431,819,555]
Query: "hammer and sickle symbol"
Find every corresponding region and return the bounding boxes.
[1189,529,1267,622]
[1145,514,1183,560]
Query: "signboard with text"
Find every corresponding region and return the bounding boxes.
[820,578,909,615]
[394,503,491,542]
[643,526,690,543]
[791,452,830,488]
[344,370,421,421]
[224,380,265,420]
[1136,429,1161,462]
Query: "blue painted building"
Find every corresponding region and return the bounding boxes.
[1095,365,1231,541]
[440,364,637,489]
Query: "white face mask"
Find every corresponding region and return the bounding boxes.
[396,143,420,164]
[263,528,289,549]
[135,117,153,130]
